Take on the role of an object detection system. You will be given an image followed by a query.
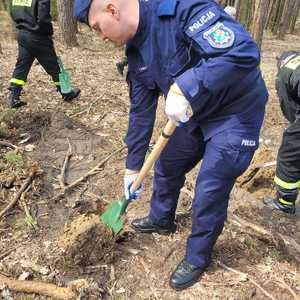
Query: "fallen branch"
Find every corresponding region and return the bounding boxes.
[274,279,299,300]
[0,248,15,260]
[58,139,72,189]
[230,214,300,256]
[0,140,19,150]
[218,261,276,300]
[0,168,38,220]
[0,274,76,300]
[54,145,125,201]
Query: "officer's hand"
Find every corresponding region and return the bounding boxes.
[165,83,192,126]
[124,169,142,200]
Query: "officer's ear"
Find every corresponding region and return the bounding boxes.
[106,3,120,20]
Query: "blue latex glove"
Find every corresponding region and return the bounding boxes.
[124,172,142,200]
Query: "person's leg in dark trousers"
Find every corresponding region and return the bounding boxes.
[131,127,204,233]
[149,127,205,227]
[186,131,256,268]
[32,35,80,101]
[8,32,35,108]
[265,120,300,214]
[170,130,256,290]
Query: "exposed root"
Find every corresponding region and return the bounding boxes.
[54,145,125,201]
[218,261,276,300]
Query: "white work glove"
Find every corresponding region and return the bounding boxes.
[165,83,192,126]
[124,170,142,200]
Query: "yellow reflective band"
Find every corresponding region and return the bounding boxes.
[274,176,300,190]
[278,198,294,206]
[12,0,32,7]
[285,55,300,70]
[54,82,60,86]
[10,78,25,86]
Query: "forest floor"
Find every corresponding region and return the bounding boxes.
[0,11,300,300]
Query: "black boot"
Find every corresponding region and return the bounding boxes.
[61,87,81,102]
[7,86,27,108]
[263,197,295,214]
[169,259,205,290]
[116,57,128,76]
[131,216,176,234]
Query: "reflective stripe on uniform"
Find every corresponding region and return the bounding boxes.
[278,198,294,206]
[274,176,300,190]
[12,0,32,7]
[10,78,26,86]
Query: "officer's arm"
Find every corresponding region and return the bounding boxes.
[37,0,52,25]
[175,4,261,115]
[125,73,159,170]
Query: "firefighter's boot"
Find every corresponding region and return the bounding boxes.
[8,86,27,108]
[57,86,81,102]
[263,196,295,214]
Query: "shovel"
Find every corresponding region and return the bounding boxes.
[57,57,72,94]
[101,120,176,234]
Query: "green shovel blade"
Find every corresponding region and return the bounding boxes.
[100,198,131,234]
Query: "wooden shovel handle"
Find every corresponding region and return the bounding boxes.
[130,120,176,193]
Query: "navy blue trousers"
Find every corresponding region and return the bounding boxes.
[149,127,258,268]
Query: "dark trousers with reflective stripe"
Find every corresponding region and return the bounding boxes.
[10,30,60,88]
[148,127,256,268]
[275,119,300,201]
[275,89,300,202]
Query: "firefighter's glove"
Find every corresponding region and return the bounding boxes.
[165,83,192,126]
[124,170,142,200]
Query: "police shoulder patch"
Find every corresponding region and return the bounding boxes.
[203,22,235,49]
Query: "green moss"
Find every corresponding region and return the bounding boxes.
[4,151,23,166]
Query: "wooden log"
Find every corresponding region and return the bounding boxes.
[0,274,77,300]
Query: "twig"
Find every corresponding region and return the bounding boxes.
[54,145,125,201]
[87,100,99,115]
[274,279,299,299]
[0,169,38,220]
[0,274,77,300]
[218,261,276,300]
[69,109,88,118]
[0,248,15,260]
[58,139,72,189]
[21,200,39,230]
[0,140,19,150]
[19,183,39,230]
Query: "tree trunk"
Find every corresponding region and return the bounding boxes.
[289,0,300,34]
[271,0,285,34]
[57,0,78,47]
[278,0,295,39]
[251,0,271,49]
[235,0,241,20]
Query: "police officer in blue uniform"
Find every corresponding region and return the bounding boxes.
[74,0,268,290]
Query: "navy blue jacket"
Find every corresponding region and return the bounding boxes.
[125,0,268,170]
